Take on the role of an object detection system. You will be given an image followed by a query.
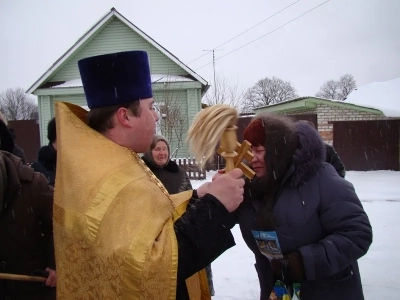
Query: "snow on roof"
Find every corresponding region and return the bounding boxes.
[151,74,193,83]
[50,75,193,88]
[51,78,83,88]
[343,77,400,117]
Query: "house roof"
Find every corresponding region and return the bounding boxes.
[344,77,400,117]
[26,7,208,94]
[253,96,387,116]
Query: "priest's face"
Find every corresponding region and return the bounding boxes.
[129,98,159,153]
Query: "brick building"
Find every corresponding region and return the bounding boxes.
[253,96,400,171]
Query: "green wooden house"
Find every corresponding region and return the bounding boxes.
[27,7,209,158]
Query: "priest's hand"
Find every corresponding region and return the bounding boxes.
[208,168,244,212]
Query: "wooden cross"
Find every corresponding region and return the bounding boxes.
[217,140,255,179]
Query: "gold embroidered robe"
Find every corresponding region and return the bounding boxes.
[53,102,210,300]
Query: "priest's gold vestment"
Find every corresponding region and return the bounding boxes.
[53,102,210,299]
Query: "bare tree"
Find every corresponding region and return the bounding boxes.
[0,87,38,120]
[244,76,298,109]
[316,74,356,100]
[338,74,356,100]
[315,80,340,100]
[155,83,188,156]
[203,74,246,112]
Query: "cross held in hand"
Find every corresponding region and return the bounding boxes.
[217,140,255,179]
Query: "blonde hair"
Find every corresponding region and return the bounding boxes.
[0,111,7,126]
[186,104,238,169]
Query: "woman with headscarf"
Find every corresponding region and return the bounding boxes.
[142,135,191,193]
[231,113,372,300]
[142,134,215,296]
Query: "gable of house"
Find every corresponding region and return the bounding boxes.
[46,17,188,85]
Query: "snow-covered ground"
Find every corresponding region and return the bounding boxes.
[191,170,400,299]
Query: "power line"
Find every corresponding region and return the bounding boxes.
[187,0,300,64]
[195,0,330,71]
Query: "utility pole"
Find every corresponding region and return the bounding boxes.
[203,49,223,100]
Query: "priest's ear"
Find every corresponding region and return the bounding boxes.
[115,107,133,127]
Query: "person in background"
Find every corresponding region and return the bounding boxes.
[142,134,192,193]
[0,117,56,300]
[301,120,346,178]
[223,113,371,300]
[142,134,216,296]
[31,118,57,186]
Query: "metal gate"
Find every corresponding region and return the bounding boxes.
[333,120,399,171]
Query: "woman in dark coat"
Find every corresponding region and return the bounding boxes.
[0,120,56,300]
[142,134,216,296]
[234,113,372,300]
[142,135,191,193]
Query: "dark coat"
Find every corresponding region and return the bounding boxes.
[235,119,372,300]
[325,143,346,178]
[142,156,192,194]
[31,144,56,186]
[0,151,56,300]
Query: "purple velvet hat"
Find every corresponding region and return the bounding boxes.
[78,51,153,109]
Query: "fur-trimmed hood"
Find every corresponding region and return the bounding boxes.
[248,113,326,189]
[289,120,326,186]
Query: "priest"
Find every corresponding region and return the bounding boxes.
[53,50,245,300]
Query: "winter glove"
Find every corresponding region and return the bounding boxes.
[270,251,305,283]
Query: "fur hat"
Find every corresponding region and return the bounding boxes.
[78,51,153,109]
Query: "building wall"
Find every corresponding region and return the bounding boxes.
[38,90,201,158]
[38,95,55,145]
[285,104,399,145]
[153,88,198,158]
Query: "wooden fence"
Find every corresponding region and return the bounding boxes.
[172,158,207,180]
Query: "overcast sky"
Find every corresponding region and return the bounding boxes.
[0,0,399,97]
